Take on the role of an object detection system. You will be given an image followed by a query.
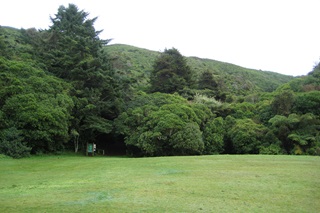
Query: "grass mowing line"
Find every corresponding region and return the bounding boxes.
[0,155,319,212]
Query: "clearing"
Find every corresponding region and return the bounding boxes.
[0,154,319,212]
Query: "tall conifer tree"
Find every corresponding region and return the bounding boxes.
[150,48,193,94]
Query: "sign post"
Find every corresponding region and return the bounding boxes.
[87,143,94,156]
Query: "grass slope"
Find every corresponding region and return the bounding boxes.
[106,44,293,94]
[187,56,293,92]
[1,27,293,95]
[1,155,319,212]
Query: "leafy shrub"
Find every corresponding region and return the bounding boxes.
[0,127,31,158]
[228,119,267,154]
[203,117,225,154]
[170,122,204,155]
[115,93,210,156]
[0,154,12,159]
[193,93,222,106]
[259,144,282,155]
[307,146,320,156]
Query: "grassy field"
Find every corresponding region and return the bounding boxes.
[0,154,319,212]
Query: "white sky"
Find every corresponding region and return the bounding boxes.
[1,0,320,76]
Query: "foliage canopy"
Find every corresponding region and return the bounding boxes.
[0,4,319,157]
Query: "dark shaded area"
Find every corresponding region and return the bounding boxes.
[96,134,126,156]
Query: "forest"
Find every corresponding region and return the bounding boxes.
[0,4,319,158]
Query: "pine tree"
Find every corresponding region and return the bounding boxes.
[198,70,218,90]
[150,48,193,93]
[41,4,117,151]
[43,5,99,79]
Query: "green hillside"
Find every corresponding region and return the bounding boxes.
[1,4,319,159]
[0,27,293,96]
[106,44,293,95]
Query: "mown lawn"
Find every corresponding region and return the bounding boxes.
[0,154,319,212]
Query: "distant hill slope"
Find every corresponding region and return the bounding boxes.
[106,44,293,95]
[0,26,293,96]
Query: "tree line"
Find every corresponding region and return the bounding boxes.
[0,4,319,158]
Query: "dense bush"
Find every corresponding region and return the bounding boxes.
[0,58,73,153]
[115,93,211,156]
[228,118,267,154]
[203,117,225,154]
[0,127,31,158]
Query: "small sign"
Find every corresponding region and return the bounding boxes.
[87,143,93,153]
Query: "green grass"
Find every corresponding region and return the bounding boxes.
[1,155,319,212]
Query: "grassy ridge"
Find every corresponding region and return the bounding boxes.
[1,155,319,212]
[106,44,293,94]
[187,56,293,92]
[1,27,293,94]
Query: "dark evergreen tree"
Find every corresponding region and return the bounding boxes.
[45,4,110,82]
[41,4,117,151]
[150,48,193,94]
[198,70,218,90]
[308,61,320,78]
[271,90,295,116]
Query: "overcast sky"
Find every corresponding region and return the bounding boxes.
[1,0,320,76]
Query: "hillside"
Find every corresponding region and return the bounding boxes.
[106,44,293,95]
[1,21,319,158]
[0,26,293,96]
